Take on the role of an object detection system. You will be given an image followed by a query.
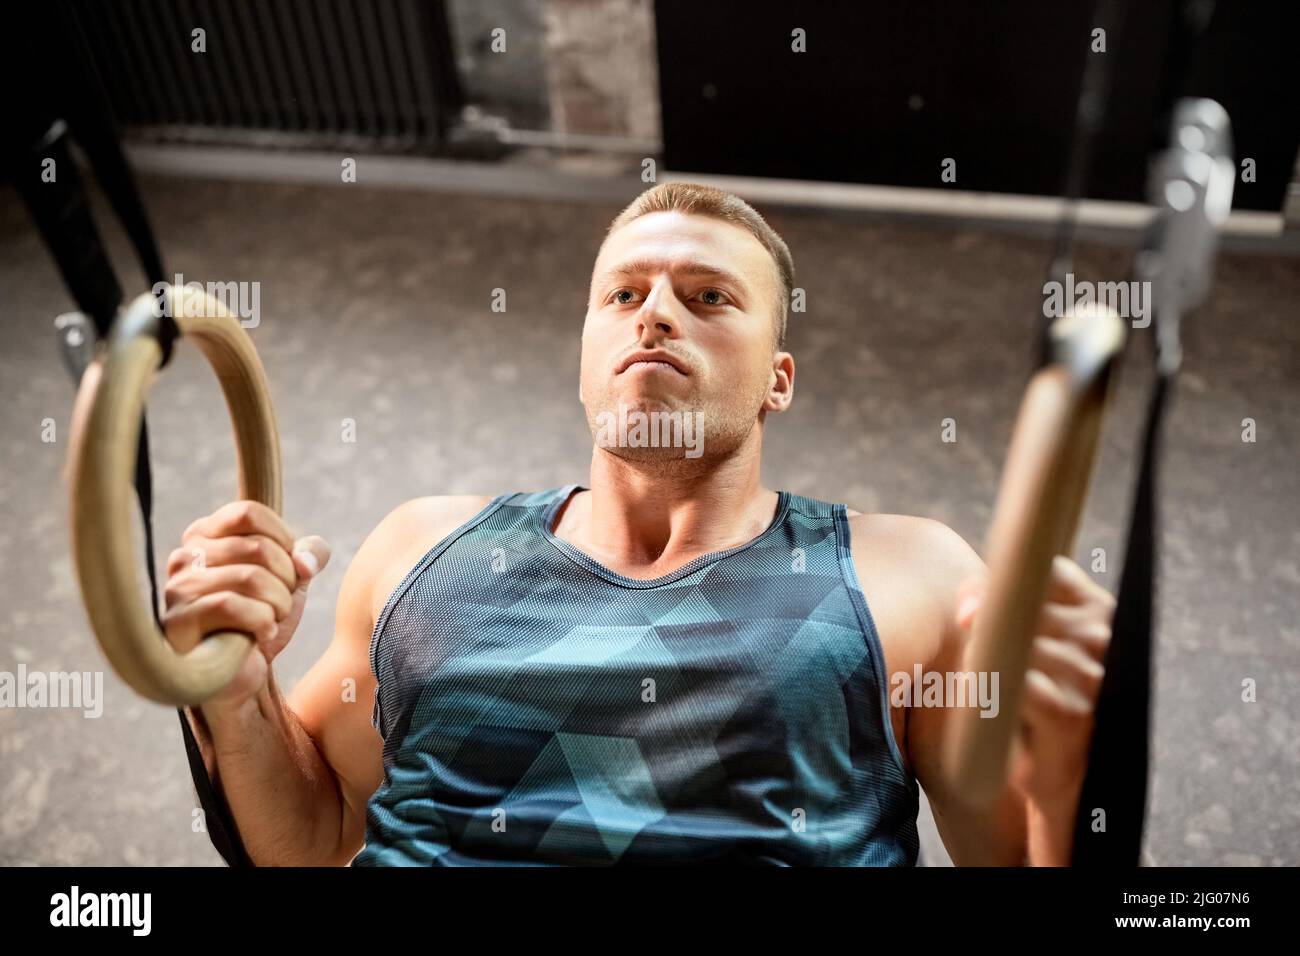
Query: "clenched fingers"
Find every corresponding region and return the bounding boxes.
[1027,634,1104,707]
[161,591,278,654]
[1033,602,1112,661]
[182,500,294,555]
[1043,554,1117,614]
[164,562,294,621]
[167,533,297,592]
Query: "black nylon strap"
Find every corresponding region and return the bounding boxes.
[5,0,253,870]
[177,711,254,867]
[1066,0,1215,867]
[138,412,254,866]
[141,430,253,868]
[1070,370,1170,864]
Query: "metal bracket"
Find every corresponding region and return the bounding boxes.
[1137,98,1236,372]
[54,311,97,384]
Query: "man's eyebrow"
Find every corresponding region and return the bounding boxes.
[593,258,749,292]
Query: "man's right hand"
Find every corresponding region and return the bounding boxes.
[162,500,331,715]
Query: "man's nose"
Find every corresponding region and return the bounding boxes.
[636,281,679,341]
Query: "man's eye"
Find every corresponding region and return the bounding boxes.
[613,289,639,304]
[698,288,727,306]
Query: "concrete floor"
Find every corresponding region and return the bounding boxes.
[0,171,1296,865]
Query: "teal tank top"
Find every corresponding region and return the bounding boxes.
[353,485,919,866]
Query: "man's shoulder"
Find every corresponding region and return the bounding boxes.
[844,511,980,566]
[380,495,498,536]
[357,495,497,620]
[370,494,500,565]
[842,510,987,629]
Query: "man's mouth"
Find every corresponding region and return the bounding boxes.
[625,360,684,375]
[616,350,688,375]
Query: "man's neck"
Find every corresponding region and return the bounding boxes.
[554,431,779,578]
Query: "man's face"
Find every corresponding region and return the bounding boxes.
[579,210,793,462]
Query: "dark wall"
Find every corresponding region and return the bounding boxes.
[656,0,1297,212]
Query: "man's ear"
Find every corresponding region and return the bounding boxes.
[765,351,795,413]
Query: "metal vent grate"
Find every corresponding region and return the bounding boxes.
[70,0,464,153]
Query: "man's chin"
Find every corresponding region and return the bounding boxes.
[594,443,708,466]
[586,399,711,462]
[611,397,679,416]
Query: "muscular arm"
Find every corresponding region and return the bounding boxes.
[188,495,491,866]
[900,522,1032,865]
[848,513,1029,865]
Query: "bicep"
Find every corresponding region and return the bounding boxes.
[286,536,385,856]
[909,657,1028,865]
[284,494,495,856]
[898,522,1028,864]
[288,633,383,856]
[283,500,424,855]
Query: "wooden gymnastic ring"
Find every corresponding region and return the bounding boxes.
[944,304,1125,804]
[68,286,282,706]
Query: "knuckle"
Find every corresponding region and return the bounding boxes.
[1085,621,1111,644]
[1042,693,1087,722]
[216,500,254,532]
[1075,652,1105,680]
[163,577,184,607]
[254,602,277,632]
[160,615,189,649]
[1064,706,1095,727]
[247,536,268,563]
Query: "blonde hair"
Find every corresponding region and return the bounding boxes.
[605,182,795,348]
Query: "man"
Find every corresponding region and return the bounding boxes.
[163,182,1115,866]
